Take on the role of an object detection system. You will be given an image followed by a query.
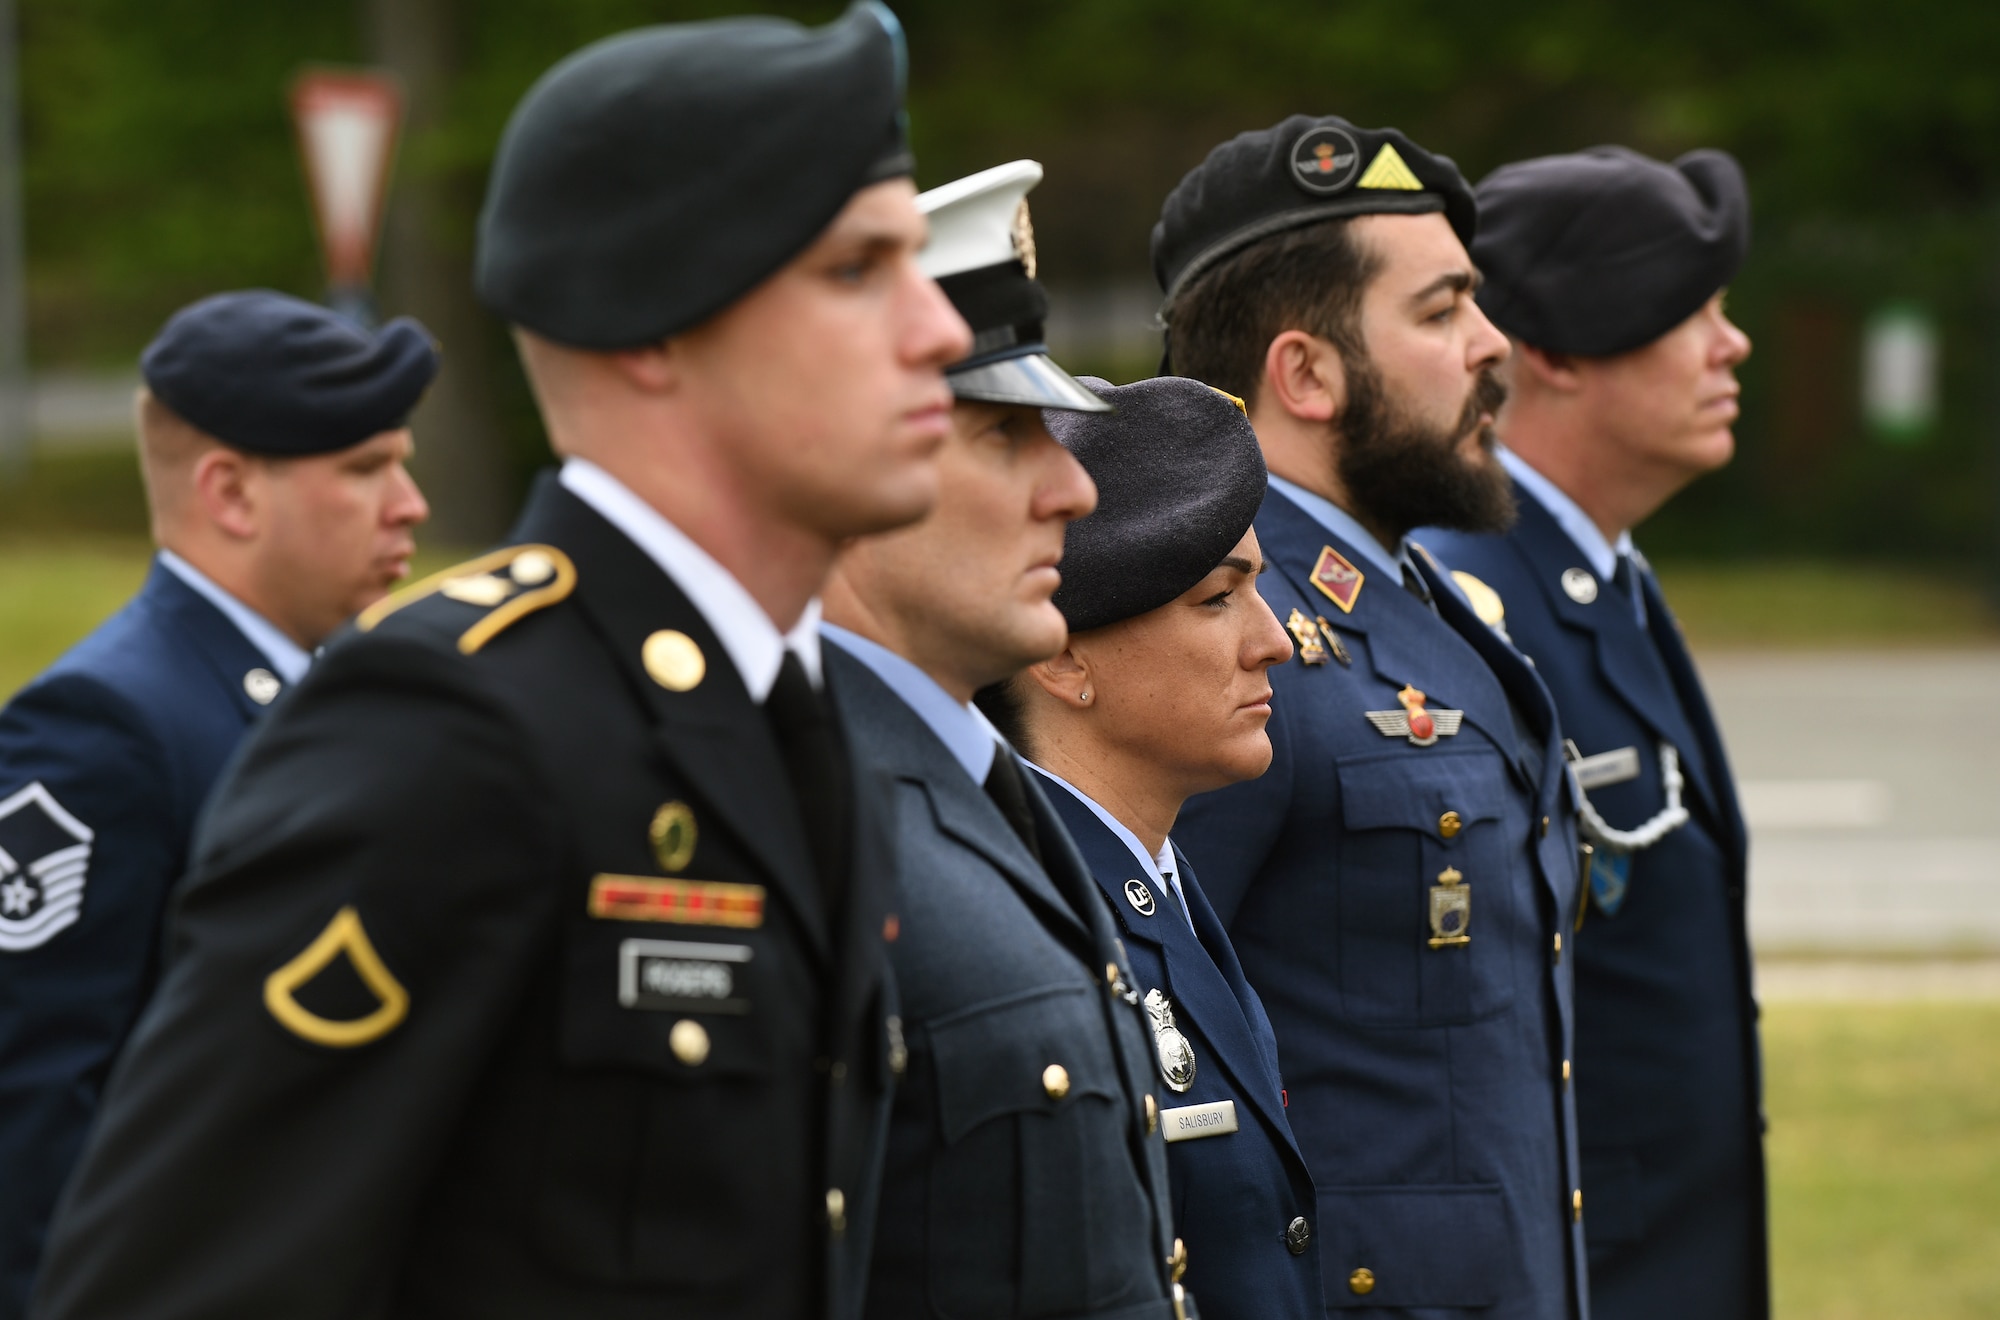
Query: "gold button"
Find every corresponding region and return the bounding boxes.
[669,1019,710,1066]
[1042,1064,1070,1100]
[1541,814,1551,837]
[826,1187,847,1236]
[1349,1267,1376,1295]
[1106,961,1120,989]
[642,629,706,692]
[1572,1188,1584,1221]
[1145,1094,1159,1134]
[1552,932,1563,963]
[1562,1059,1572,1085]
[1438,810,1462,839]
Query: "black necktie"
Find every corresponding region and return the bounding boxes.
[1612,554,1646,626]
[764,650,851,915]
[982,745,1044,868]
[1401,561,1434,606]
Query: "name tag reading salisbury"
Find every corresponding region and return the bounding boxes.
[1160,1099,1239,1143]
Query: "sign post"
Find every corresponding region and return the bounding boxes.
[290,69,403,326]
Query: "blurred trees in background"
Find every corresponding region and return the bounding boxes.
[16,0,2000,556]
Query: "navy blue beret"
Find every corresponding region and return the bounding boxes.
[1045,377,1268,634]
[1153,114,1477,304]
[476,4,912,350]
[1472,147,1750,356]
[139,291,438,456]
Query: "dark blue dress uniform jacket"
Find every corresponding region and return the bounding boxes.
[1175,488,1588,1319]
[1423,487,1766,1320]
[825,647,1187,1320]
[1040,780,1322,1320]
[31,479,900,1320]
[0,560,276,1320]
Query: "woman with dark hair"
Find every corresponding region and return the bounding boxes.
[977,376,1321,1320]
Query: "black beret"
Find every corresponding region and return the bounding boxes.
[1153,114,1477,304]
[139,291,438,456]
[1472,147,1750,356]
[476,3,912,350]
[1046,377,1268,634]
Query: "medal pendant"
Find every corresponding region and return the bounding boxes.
[1144,988,1198,1092]
[1286,609,1328,666]
[1428,866,1470,948]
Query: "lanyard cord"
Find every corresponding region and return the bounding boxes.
[1572,742,1689,855]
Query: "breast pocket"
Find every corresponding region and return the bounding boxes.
[925,982,1154,1319]
[536,913,803,1288]
[1335,749,1520,1026]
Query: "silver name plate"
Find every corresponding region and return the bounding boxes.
[1573,746,1641,791]
[618,938,752,1014]
[1161,1099,1238,1143]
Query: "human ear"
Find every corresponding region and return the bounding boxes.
[1515,343,1583,394]
[606,338,682,394]
[1261,330,1342,423]
[191,449,261,541]
[1027,644,1094,708]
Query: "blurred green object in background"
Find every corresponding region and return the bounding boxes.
[1764,1001,2000,1320]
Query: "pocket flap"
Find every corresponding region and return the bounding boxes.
[1321,1184,1516,1308]
[1338,750,1509,835]
[929,982,1120,1143]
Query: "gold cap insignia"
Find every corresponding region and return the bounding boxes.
[263,905,409,1047]
[1356,143,1424,191]
[1011,197,1038,279]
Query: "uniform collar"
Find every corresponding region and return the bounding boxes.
[819,623,998,785]
[155,549,312,684]
[560,456,821,699]
[1026,763,1196,937]
[1498,447,1637,579]
[1267,473,1421,583]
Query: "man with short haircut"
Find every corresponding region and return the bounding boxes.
[1161,117,1588,1318]
[32,9,967,1318]
[822,161,1191,1320]
[1420,147,1764,1320]
[0,290,433,1320]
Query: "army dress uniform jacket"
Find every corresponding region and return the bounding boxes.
[1038,779,1322,1320]
[1175,488,1588,1319]
[824,647,1187,1320]
[31,476,898,1320]
[0,558,287,1320]
[1423,486,1766,1320]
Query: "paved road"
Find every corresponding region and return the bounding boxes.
[1696,648,2000,953]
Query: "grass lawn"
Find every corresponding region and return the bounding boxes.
[1763,1001,2000,1319]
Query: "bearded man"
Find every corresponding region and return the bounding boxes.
[1162,117,1589,1319]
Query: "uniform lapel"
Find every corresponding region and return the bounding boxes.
[1636,566,1747,859]
[1259,491,1531,785]
[147,561,283,723]
[1038,779,1296,1150]
[514,479,828,954]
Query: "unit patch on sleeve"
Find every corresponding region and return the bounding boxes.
[0,782,94,952]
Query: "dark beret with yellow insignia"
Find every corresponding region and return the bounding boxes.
[1152,113,1477,304]
[1471,146,1750,356]
[476,3,913,349]
[140,291,438,456]
[1044,377,1268,634]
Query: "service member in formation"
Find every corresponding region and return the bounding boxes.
[975,376,1321,1320]
[1417,147,1764,1320]
[1157,117,1588,1318]
[31,9,968,1319]
[0,290,433,1320]
[822,160,1193,1320]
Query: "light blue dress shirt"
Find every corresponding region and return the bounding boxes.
[1497,447,1644,626]
[1028,764,1197,938]
[156,550,312,684]
[820,623,999,786]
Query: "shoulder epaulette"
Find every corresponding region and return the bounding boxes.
[356,544,577,654]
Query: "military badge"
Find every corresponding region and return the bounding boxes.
[1123,878,1157,917]
[1356,142,1424,191]
[1316,615,1353,666]
[1428,867,1470,948]
[1286,608,1328,666]
[1589,851,1632,916]
[1365,685,1463,747]
[1144,988,1197,1093]
[1311,545,1364,613]
[589,874,765,928]
[242,667,282,706]
[263,905,409,1047]
[0,782,93,952]
[1289,125,1362,194]
[1561,567,1599,604]
[1011,197,1038,279]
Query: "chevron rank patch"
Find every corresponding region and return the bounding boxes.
[0,783,94,952]
[1357,143,1424,191]
[1311,545,1365,613]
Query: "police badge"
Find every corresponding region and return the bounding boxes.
[0,782,94,952]
[1428,866,1470,948]
[1143,988,1197,1093]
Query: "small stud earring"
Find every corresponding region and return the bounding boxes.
[1079,689,1090,703]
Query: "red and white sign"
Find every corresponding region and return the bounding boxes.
[290,69,404,290]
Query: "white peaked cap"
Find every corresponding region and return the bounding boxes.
[918,159,1043,279]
